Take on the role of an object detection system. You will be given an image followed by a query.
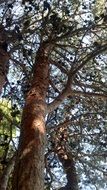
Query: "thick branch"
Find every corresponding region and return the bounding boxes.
[50,59,68,75]
[47,67,72,113]
[47,44,107,113]
[47,88,107,114]
[47,86,71,113]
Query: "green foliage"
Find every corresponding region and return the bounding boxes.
[93,0,106,15]
[0,99,20,173]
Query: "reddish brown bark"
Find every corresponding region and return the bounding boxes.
[12,43,50,190]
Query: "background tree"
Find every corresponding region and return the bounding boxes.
[0,99,19,190]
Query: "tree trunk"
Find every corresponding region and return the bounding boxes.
[12,43,50,190]
[0,25,9,93]
[0,155,15,190]
[58,150,79,190]
[0,48,9,93]
[54,126,79,190]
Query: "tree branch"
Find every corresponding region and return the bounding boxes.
[72,44,107,76]
[72,90,107,99]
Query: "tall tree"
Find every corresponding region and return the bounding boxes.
[0,0,107,189]
[12,42,52,189]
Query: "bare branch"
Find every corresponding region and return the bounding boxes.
[72,90,107,99]
[72,44,107,76]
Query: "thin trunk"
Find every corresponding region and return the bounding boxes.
[12,43,50,190]
[58,150,79,190]
[55,127,78,190]
[0,25,9,93]
[0,48,9,93]
[0,155,15,190]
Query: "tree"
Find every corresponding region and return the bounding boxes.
[0,0,107,189]
[0,99,19,190]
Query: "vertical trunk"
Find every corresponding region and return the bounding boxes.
[58,150,78,190]
[55,127,79,190]
[0,155,15,190]
[0,48,9,93]
[0,25,9,93]
[12,43,50,190]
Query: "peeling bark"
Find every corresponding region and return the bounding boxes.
[12,43,50,190]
